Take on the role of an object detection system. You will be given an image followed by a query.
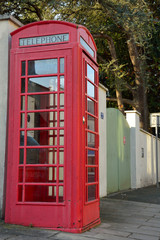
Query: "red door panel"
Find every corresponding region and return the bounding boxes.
[82,53,100,227]
[5,49,71,228]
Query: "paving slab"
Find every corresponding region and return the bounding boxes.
[0,225,57,238]
[139,225,160,233]
[0,235,15,240]
[100,196,160,240]
[107,184,160,204]
[50,232,94,240]
[6,236,51,240]
[139,221,160,228]
[128,232,159,240]
[84,227,130,237]
[0,185,160,240]
[102,222,140,230]
[111,225,160,237]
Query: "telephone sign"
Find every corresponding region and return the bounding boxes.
[19,33,69,46]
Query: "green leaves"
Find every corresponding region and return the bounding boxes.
[0,0,159,128]
[0,0,58,23]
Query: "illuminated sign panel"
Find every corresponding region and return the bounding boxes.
[80,37,94,57]
[19,33,69,46]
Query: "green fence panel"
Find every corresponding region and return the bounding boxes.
[107,108,131,194]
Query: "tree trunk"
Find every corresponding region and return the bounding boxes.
[106,35,125,114]
[127,37,149,130]
[94,33,125,114]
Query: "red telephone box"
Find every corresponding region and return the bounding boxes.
[5,20,100,232]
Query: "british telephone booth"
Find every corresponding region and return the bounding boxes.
[5,20,100,232]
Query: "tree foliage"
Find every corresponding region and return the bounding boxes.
[0,0,159,130]
[0,0,58,23]
[55,0,155,130]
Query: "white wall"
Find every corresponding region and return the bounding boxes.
[99,84,107,197]
[138,129,160,187]
[125,111,140,188]
[0,15,22,218]
[126,110,160,189]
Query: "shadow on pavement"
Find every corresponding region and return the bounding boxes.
[106,184,160,204]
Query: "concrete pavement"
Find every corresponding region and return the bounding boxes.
[107,184,160,204]
[100,198,160,240]
[0,197,160,240]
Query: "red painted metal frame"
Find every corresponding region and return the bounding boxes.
[5,20,100,232]
[81,52,100,227]
[19,56,65,204]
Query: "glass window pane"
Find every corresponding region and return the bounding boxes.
[80,37,94,57]
[18,167,23,182]
[88,167,96,183]
[59,148,64,164]
[49,167,56,181]
[49,148,57,164]
[21,78,25,93]
[60,93,64,108]
[28,76,57,93]
[25,166,56,183]
[59,167,64,182]
[27,112,57,128]
[88,132,95,148]
[87,115,95,132]
[26,148,57,164]
[21,96,25,111]
[28,59,57,75]
[18,185,23,202]
[88,150,96,165]
[60,76,64,91]
[27,94,57,110]
[50,94,58,109]
[59,111,64,127]
[48,186,52,196]
[87,98,95,115]
[27,130,57,146]
[25,185,56,202]
[49,130,57,146]
[88,185,96,201]
[48,186,56,198]
[19,149,24,164]
[21,61,25,76]
[49,112,57,128]
[60,58,64,73]
[87,81,95,98]
[21,113,25,128]
[87,64,95,83]
[59,186,64,202]
[20,131,25,146]
[59,130,64,146]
